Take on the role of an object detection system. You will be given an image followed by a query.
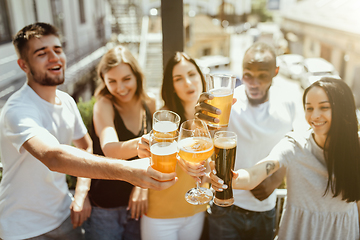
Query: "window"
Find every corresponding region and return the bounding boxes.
[79,0,86,24]
[0,0,12,44]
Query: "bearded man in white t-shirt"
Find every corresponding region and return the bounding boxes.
[194,42,308,240]
[0,22,176,240]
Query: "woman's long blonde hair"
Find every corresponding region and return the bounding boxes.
[95,45,147,101]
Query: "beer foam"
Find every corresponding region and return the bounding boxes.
[214,138,236,149]
[209,87,232,97]
[153,121,178,133]
[178,137,213,153]
[150,141,178,156]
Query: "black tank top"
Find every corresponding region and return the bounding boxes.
[88,102,152,208]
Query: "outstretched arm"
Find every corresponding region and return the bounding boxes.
[22,134,177,191]
[210,160,280,191]
[250,166,286,201]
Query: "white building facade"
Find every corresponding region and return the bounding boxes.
[0,0,112,108]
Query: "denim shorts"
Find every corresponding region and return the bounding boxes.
[207,201,276,240]
[83,206,140,240]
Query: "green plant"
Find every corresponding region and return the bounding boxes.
[66,175,77,190]
[251,0,273,22]
[77,96,96,132]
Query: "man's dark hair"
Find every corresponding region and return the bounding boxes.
[13,22,59,59]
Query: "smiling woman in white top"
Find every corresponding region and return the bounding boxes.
[211,77,360,240]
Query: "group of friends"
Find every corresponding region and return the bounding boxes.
[0,22,359,240]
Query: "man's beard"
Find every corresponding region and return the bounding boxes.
[30,68,65,86]
[246,89,269,106]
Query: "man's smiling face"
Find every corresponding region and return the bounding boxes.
[23,35,66,86]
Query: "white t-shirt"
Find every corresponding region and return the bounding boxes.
[228,84,308,212]
[0,84,87,239]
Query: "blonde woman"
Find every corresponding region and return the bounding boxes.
[84,46,156,240]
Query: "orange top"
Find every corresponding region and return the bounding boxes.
[146,163,208,218]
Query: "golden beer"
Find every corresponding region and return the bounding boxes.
[153,121,178,139]
[178,137,214,163]
[150,141,178,173]
[206,88,233,127]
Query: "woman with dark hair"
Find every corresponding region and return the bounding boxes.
[83,45,156,240]
[161,52,206,125]
[138,52,208,240]
[211,77,360,239]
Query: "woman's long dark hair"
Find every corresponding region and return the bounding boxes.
[161,52,206,124]
[303,77,360,202]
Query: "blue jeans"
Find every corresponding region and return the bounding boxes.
[207,201,275,240]
[83,206,141,240]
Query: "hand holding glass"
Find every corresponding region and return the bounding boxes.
[178,119,214,205]
[205,74,236,128]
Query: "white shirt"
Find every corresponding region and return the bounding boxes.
[228,84,307,212]
[0,84,87,239]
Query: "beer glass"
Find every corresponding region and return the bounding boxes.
[213,131,237,207]
[153,110,180,138]
[178,119,214,205]
[149,130,178,173]
[206,74,236,128]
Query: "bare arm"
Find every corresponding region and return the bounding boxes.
[93,98,139,159]
[233,160,280,190]
[210,160,280,191]
[250,166,286,201]
[70,134,92,228]
[22,135,177,190]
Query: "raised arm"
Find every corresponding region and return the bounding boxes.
[210,160,280,191]
[22,134,177,191]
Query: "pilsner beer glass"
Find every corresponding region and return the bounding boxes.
[213,131,237,207]
[206,74,236,128]
[153,110,180,138]
[178,119,214,205]
[149,130,178,173]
